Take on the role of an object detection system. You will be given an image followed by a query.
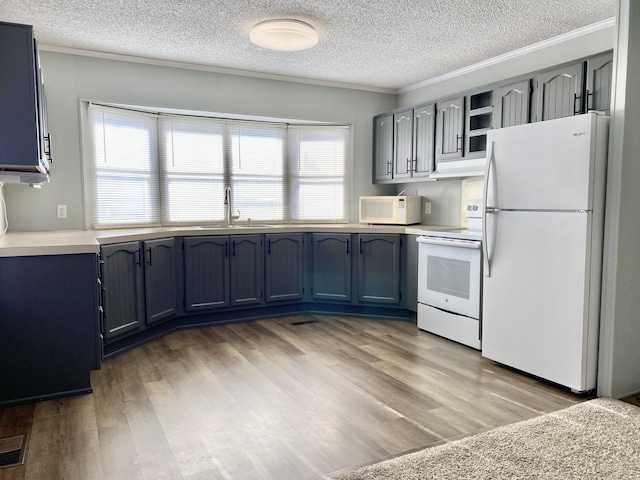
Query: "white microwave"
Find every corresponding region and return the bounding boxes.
[359,196,422,225]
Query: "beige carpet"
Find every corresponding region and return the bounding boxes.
[330,398,640,479]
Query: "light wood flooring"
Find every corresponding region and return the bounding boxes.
[0,314,584,480]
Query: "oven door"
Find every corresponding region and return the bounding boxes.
[417,236,481,319]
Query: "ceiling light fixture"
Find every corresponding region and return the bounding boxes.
[250,19,318,51]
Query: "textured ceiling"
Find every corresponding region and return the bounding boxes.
[1,0,616,91]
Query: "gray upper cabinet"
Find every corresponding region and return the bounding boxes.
[184,236,230,311]
[465,90,493,158]
[143,237,177,326]
[493,79,532,129]
[229,234,263,307]
[412,103,436,179]
[101,242,145,340]
[265,233,305,303]
[373,113,394,183]
[357,234,401,305]
[536,62,585,121]
[393,109,414,181]
[586,52,614,115]
[311,233,352,302]
[435,96,465,162]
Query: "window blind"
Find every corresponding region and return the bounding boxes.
[87,104,160,228]
[288,126,349,222]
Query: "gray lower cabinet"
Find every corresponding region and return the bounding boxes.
[265,233,305,303]
[404,234,418,312]
[143,238,177,325]
[184,236,230,311]
[101,242,145,340]
[229,234,263,307]
[184,234,263,311]
[311,233,352,302]
[357,234,401,305]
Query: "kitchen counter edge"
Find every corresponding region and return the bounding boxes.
[0,224,456,257]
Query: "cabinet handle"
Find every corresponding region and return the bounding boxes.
[232,240,236,256]
[44,134,53,163]
[413,158,418,174]
[386,161,391,175]
[225,241,228,257]
[406,158,411,175]
[586,90,594,111]
[267,239,271,254]
[359,239,363,254]
[346,238,350,254]
[147,247,152,266]
[456,135,462,152]
[573,93,582,115]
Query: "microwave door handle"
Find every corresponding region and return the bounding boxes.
[483,140,494,277]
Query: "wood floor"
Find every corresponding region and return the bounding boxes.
[0,314,583,480]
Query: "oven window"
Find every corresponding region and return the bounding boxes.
[426,255,471,299]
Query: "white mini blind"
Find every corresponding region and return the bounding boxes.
[229,122,286,222]
[87,104,160,228]
[159,116,226,224]
[288,126,349,222]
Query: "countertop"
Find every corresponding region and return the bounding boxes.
[0,223,459,257]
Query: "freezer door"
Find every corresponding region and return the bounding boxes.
[482,210,599,392]
[485,113,606,211]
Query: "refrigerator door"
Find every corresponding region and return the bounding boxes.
[486,113,604,211]
[482,210,598,392]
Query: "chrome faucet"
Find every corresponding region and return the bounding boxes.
[224,187,240,225]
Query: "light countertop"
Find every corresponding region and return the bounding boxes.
[0,223,458,257]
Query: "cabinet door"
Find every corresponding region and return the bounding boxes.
[393,108,413,180]
[493,79,531,129]
[101,242,144,340]
[436,96,465,162]
[230,234,263,307]
[311,233,352,302]
[586,52,613,115]
[536,62,585,121]
[413,104,435,178]
[184,236,229,311]
[265,233,304,303]
[373,113,393,183]
[357,234,401,305]
[143,238,177,325]
[404,234,418,312]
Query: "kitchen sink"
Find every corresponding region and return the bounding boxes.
[191,224,276,229]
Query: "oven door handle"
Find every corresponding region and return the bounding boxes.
[417,237,481,249]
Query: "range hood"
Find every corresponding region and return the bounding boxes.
[0,170,49,186]
[430,157,486,179]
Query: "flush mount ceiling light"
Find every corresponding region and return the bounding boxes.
[250,19,318,51]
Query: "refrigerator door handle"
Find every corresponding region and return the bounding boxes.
[483,140,494,277]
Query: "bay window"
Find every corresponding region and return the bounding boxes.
[87,103,349,228]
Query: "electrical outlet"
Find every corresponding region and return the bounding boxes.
[57,204,67,219]
[424,202,432,215]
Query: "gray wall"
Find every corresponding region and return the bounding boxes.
[3,53,396,231]
[598,0,640,398]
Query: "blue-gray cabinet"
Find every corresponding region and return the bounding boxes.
[374,113,394,183]
[586,52,614,115]
[493,79,532,129]
[357,234,401,305]
[435,96,465,163]
[230,234,263,307]
[265,233,305,303]
[184,236,230,311]
[536,62,585,121]
[0,253,100,406]
[0,21,51,179]
[393,108,414,181]
[311,233,352,302]
[101,242,145,340]
[144,237,177,325]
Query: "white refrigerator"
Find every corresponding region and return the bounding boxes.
[481,113,609,393]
